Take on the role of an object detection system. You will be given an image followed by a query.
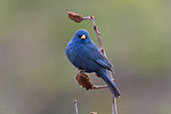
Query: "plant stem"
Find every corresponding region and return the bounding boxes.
[74,100,78,114]
[83,15,119,114]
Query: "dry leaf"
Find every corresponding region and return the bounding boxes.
[68,12,83,23]
[76,71,93,90]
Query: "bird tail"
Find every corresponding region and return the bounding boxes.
[96,69,121,97]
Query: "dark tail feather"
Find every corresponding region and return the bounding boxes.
[96,69,121,97]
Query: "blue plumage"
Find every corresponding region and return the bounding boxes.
[65,29,121,97]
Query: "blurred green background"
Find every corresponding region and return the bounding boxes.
[0,0,171,114]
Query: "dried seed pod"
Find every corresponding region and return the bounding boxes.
[68,12,83,23]
[75,71,93,90]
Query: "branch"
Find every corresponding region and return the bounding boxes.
[112,97,118,114]
[93,85,108,89]
[68,11,119,114]
[74,100,78,114]
[82,14,119,114]
[82,16,105,54]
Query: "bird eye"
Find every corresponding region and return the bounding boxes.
[78,35,82,38]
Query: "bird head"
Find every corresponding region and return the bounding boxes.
[71,29,92,44]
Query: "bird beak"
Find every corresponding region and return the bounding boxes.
[81,34,86,39]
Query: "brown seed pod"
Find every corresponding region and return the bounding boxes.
[75,71,93,90]
[68,12,83,23]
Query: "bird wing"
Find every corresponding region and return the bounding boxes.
[86,43,113,71]
[95,59,112,70]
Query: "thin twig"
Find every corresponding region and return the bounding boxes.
[93,85,108,89]
[82,14,118,114]
[112,97,118,114]
[82,16,106,57]
[82,16,116,83]
[74,100,78,114]
[68,12,119,114]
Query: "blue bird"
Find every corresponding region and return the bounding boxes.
[65,29,121,97]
